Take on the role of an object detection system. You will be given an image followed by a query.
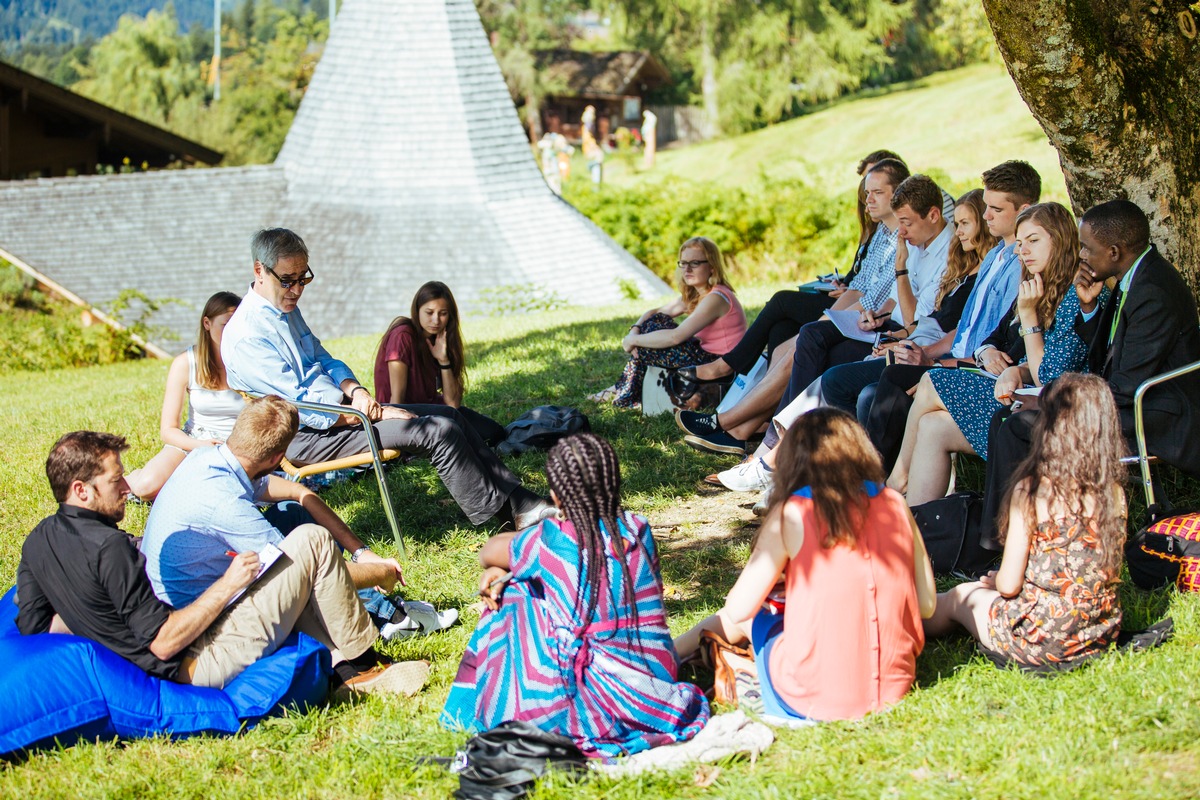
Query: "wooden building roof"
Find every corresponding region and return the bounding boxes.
[535,49,672,100]
[0,60,222,179]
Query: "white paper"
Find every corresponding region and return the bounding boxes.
[825,309,879,344]
[225,542,284,607]
[1014,386,1042,397]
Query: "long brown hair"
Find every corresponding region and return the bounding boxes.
[996,373,1127,577]
[1015,202,1079,329]
[195,291,241,390]
[856,177,877,247]
[377,281,467,392]
[677,236,734,313]
[769,408,886,548]
[936,189,997,309]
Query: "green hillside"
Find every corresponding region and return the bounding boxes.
[613,63,1069,203]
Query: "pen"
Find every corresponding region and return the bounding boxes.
[485,571,513,592]
[225,550,238,558]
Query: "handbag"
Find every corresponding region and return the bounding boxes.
[699,630,755,707]
[1136,512,1200,592]
[449,720,587,800]
[910,491,999,577]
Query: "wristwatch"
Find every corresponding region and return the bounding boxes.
[351,546,370,563]
[1018,325,1044,337]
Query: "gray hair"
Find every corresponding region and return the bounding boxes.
[251,228,308,270]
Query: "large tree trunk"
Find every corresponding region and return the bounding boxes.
[982,0,1200,288]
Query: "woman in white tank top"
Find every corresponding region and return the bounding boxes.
[126,292,245,501]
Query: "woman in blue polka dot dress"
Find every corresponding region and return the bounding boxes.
[886,202,1106,506]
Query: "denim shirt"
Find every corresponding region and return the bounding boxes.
[952,241,1022,359]
[221,286,356,429]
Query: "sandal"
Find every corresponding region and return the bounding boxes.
[587,385,618,403]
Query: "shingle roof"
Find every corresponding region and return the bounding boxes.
[535,49,673,100]
[0,0,668,354]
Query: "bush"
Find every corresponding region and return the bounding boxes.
[0,260,149,374]
[563,175,855,286]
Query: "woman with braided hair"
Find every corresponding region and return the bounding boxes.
[440,433,709,760]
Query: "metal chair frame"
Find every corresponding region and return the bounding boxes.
[1126,357,1200,509]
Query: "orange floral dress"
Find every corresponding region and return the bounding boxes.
[986,515,1122,665]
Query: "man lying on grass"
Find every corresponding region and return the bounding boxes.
[15,419,428,697]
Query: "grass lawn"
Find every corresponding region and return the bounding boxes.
[2,290,1199,798]
[597,63,1071,205]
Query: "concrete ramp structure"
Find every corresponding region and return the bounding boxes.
[0,0,666,354]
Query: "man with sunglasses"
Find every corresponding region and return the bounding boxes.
[222,228,555,531]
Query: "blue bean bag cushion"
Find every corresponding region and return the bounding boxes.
[0,586,331,756]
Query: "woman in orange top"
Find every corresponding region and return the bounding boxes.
[676,408,936,723]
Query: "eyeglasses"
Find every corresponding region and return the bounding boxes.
[264,264,315,289]
[677,260,709,271]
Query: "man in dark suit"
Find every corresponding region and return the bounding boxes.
[978,200,1200,586]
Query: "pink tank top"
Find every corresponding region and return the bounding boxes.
[693,285,746,356]
[769,484,924,720]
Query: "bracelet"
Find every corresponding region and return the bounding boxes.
[350,386,369,398]
[629,324,641,331]
[1018,325,1044,337]
[894,270,909,278]
[438,362,453,369]
[350,546,370,563]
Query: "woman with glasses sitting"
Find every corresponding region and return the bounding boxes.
[589,236,746,408]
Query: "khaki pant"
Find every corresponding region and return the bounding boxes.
[183,524,378,689]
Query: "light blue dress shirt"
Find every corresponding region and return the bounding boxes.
[221,286,357,429]
[953,240,1022,359]
[142,445,283,607]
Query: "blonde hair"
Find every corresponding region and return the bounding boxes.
[677,236,734,313]
[226,395,298,462]
[1015,202,1079,329]
[935,190,997,310]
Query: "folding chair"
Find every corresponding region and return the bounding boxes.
[1122,357,1200,509]
[250,394,406,559]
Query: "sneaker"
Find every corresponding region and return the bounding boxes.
[587,385,618,403]
[335,659,430,699]
[717,457,772,492]
[381,601,459,640]
[684,430,748,456]
[675,409,721,436]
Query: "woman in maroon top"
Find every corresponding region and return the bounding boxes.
[373,282,505,445]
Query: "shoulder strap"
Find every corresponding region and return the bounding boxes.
[186,346,197,390]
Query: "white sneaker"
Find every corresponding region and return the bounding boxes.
[718,457,772,492]
[381,600,459,640]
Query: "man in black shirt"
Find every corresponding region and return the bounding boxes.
[16,430,426,695]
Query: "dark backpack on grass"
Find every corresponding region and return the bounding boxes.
[452,721,587,800]
[910,491,1000,577]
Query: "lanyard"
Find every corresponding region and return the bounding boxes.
[1107,289,1127,346]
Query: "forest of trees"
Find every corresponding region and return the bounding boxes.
[0,0,996,164]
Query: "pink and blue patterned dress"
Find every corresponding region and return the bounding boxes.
[440,512,709,761]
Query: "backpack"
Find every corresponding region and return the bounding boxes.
[496,406,590,455]
[910,491,1000,577]
[450,720,588,800]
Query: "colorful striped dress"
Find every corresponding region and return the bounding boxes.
[440,512,710,761]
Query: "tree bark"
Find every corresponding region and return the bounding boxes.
[982,0,1200,288]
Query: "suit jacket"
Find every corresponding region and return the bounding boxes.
[1075,246,1200,477]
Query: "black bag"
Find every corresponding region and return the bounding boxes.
[496,406,590,456]
[665,369,731,411]
[910,491,999,577]
[451,720,587,800]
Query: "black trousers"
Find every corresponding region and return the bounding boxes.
[287,403,521,525]
[864,364,932,472]
[722,290,835,374]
